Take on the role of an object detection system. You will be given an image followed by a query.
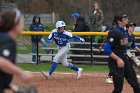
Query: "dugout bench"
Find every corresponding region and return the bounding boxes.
[31,36,140,65]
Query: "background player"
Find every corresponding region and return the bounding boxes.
[0,9,33,93]
[42,21,85,79]
[104,14,140,93]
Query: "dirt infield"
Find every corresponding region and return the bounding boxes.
[9,72,140,93]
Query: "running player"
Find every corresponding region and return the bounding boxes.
[42,21,85,79]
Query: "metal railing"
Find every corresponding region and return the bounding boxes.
[21,31,140,65]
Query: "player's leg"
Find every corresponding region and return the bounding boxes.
[105,71,113,84]
[112,70,124,93]
[42,44,70,78]
[124,59,140,93]
[31,42,37,63]
[108,59,124,93]
[42,52,59,79]
[48,53,60,75]
[61,54,78,71]
[61,54,83,79]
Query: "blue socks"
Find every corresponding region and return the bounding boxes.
[49,62,58,75]
[69,63,79,71]
[49,62,79,76]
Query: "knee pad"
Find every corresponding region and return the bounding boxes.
[62,62,69,67]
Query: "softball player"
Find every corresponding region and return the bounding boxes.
[0,9,32,93]
[105,21,140,84]
[42,21,85,79]
[104,14,140,93]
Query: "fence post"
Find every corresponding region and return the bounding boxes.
[36,36,39,64]
[90,36,93,66]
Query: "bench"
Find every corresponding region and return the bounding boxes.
[31,40,140,64]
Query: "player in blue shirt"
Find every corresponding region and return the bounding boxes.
[42,21,85,79]
[126,22,140,66]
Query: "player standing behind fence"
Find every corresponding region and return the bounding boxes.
[0,9,32,93]
[104,14,140,93]
[42,21,85,79]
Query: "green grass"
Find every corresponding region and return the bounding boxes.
[17,63,109,73]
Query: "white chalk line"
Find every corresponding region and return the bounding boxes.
[26,71,140,78]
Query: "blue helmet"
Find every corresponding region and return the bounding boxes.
[71,13,80,18]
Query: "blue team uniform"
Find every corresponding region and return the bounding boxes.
[127,33,136,49]
[47,29,82,47]
[47,29,84,76]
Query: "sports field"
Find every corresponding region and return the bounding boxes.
[7,64,140,93]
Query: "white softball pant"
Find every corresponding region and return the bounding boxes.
[53,43,70,67]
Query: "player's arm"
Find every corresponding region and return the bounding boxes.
[0,57,24,76]
[134,47,140,52]
[0,57,32,82]
[130,36,140,52]
[47,31,54,45]
[72,34,85,43]
[104,31,124,68]
[104,43,122,61]
[65,31,85,43]
[0,40,32,82]
[132,42,140,52]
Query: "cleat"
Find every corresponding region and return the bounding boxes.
[105,77,113,84]
[42,71,50,79]
[77,68,83,79]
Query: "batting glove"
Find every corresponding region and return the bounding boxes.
[80,38,85,44]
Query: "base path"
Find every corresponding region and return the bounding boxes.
[12,72,140,93]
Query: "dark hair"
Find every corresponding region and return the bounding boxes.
[112,14,128,25]
[32,16,41,24]
[0,9,21,33]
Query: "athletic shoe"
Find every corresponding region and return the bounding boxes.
[42,71,51,79]
[31,61,36,64]
[105,77,113,84]
[77,68,83,79]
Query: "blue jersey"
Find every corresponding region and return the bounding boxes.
[126,32,136,49]
[48,29,81,47]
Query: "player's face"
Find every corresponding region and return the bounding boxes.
[13,16,24,36]
[122,18,129,25]
[128,26,135,33]
[59,27,65,32]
